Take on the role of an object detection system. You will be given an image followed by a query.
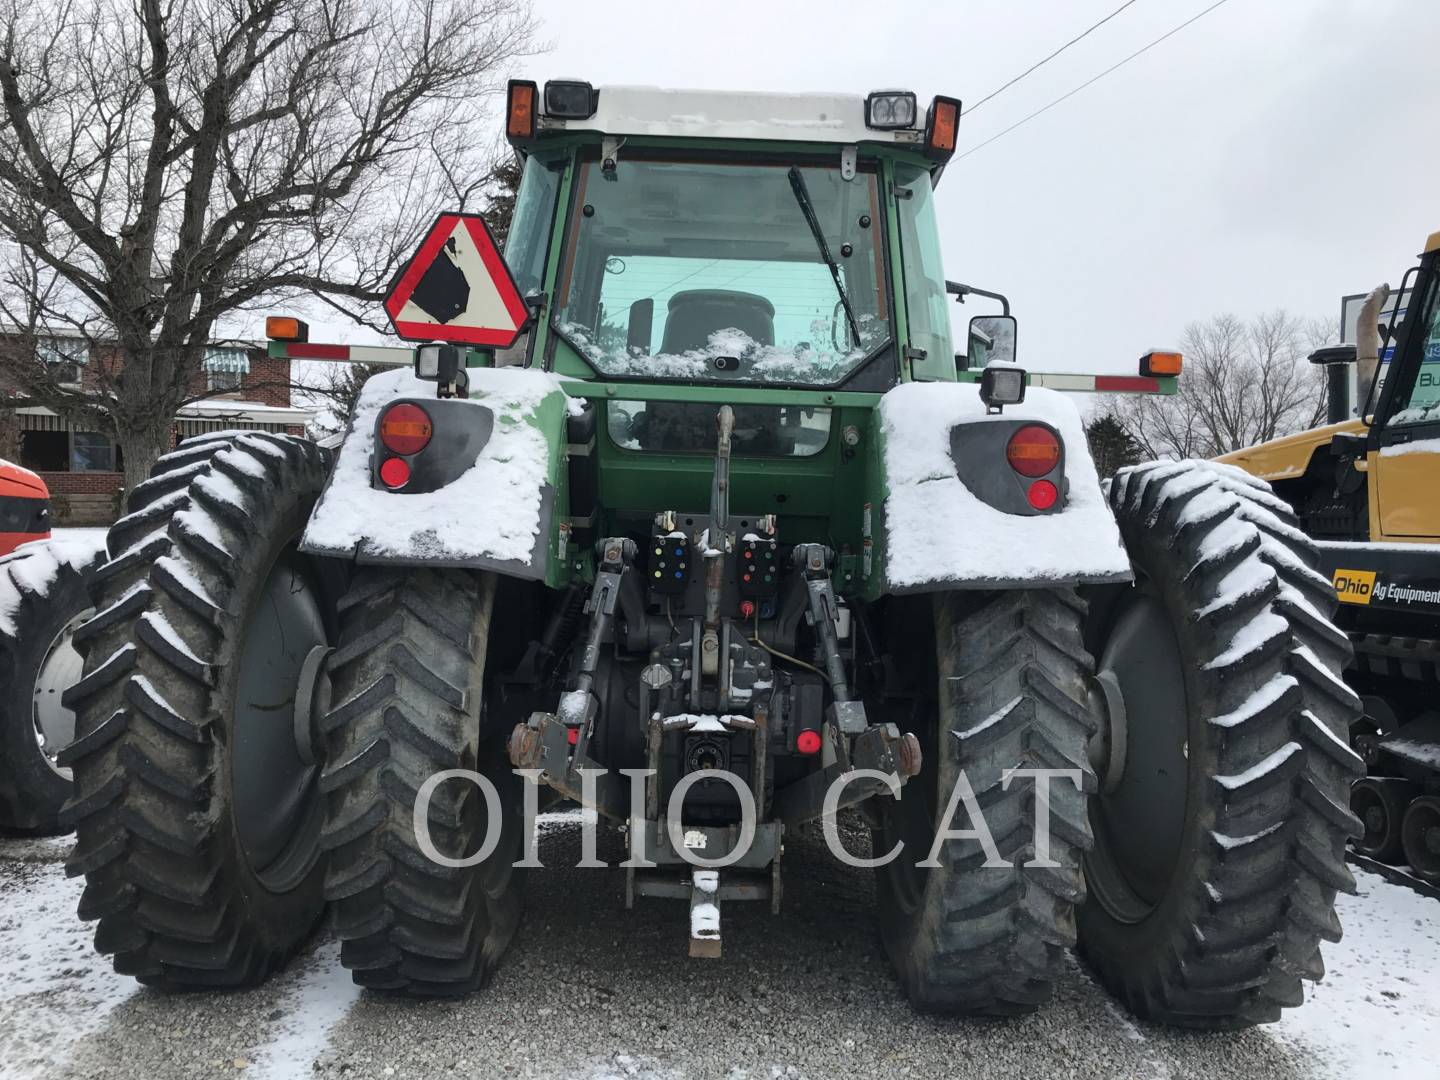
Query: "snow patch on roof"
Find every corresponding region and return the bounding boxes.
[567,85,884,146]
[878,382,1130,588]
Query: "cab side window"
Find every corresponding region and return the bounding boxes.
[1389,279,1440,427]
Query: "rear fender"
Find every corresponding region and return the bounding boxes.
[301,366,574,587]
[866,381,1133,597]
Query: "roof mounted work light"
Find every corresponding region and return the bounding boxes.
[544,79,598,120]
[925,95,961,161]
[865,90,917,129]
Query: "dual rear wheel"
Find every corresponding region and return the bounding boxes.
[877,461,1363,1027]
[64,434,522,991]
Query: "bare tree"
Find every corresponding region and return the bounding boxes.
[1111,310,1332,461]
[0,0,535,491]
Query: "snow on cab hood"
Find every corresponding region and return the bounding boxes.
[879,381,1131,589]
[304,366,576,566]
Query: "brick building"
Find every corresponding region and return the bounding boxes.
[5,333,313,524]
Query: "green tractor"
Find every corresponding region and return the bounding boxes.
[62,81,1361,1026]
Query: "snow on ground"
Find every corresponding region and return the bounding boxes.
[242,942,360,1080]
[1269,866,1440,1076]
[0,838,136,1076]
[0,829,1436,1078]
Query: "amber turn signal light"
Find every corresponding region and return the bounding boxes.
[925,96,961,160]
[507,80,538,140]
[1140,350,1183,377]
[265,316,308,342]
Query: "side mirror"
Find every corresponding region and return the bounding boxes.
[627,298,654,356]
[968,314,1017,367]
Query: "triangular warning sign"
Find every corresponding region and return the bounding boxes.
[383,212,529,347]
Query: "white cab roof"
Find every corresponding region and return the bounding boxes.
[540,85,927,147]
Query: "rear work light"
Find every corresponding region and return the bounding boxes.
[544,79,598,120]
[925,95,961,160]
[506,79,537,140]
[1007,424,1061,478]
[379,403,433,456]
[865,90,917,129]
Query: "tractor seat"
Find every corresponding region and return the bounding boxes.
[660,290,775,354]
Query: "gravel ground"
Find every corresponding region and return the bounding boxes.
[1,815,1434,1080]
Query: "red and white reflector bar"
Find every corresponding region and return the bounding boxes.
[1025,373,1166,394]
[270,342,414,366]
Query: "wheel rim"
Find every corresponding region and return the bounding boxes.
[1084,589,1190,924]
[1402,798,1440,880]
[231,547,328,893]
[32,608,95,780]
[1351,783,1398,857]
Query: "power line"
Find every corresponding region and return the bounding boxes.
[964,0,1144,116]
[955,0,1234,161]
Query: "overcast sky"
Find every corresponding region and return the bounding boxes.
[512,0,1440,376]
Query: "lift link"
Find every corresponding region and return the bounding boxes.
[793,542,862,732]
[508,538,639,822]
[561,537,636,749]
[767,544,923,824]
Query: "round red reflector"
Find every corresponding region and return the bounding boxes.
[796,729,822,755]
[379,403,433,455]
[1006,425,1061,477]
[379,456,411,489]
[1027,479,1059,511]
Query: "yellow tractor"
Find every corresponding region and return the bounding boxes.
[1217,228,1440,882]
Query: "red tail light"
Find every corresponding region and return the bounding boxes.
[796,729,822,755]
[1006,425,1060,477]
[1027,479,1059,511]
[378,457,411,489]
[379,403,433,456]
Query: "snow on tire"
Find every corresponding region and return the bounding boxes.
[62,433,338,988]
[1079,460,1364,1028]
[0,538,105,834]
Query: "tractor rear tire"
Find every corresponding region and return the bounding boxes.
[320,567,526,995]
[1078,461,1363,1028]
[874,588,1096,1015]
[62,433,337,988]
[0,540,103,834]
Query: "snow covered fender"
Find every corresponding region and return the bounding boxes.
[302,366,578,586]
[869,381,1134,595]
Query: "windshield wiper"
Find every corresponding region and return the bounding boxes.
[787,167,861,349]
